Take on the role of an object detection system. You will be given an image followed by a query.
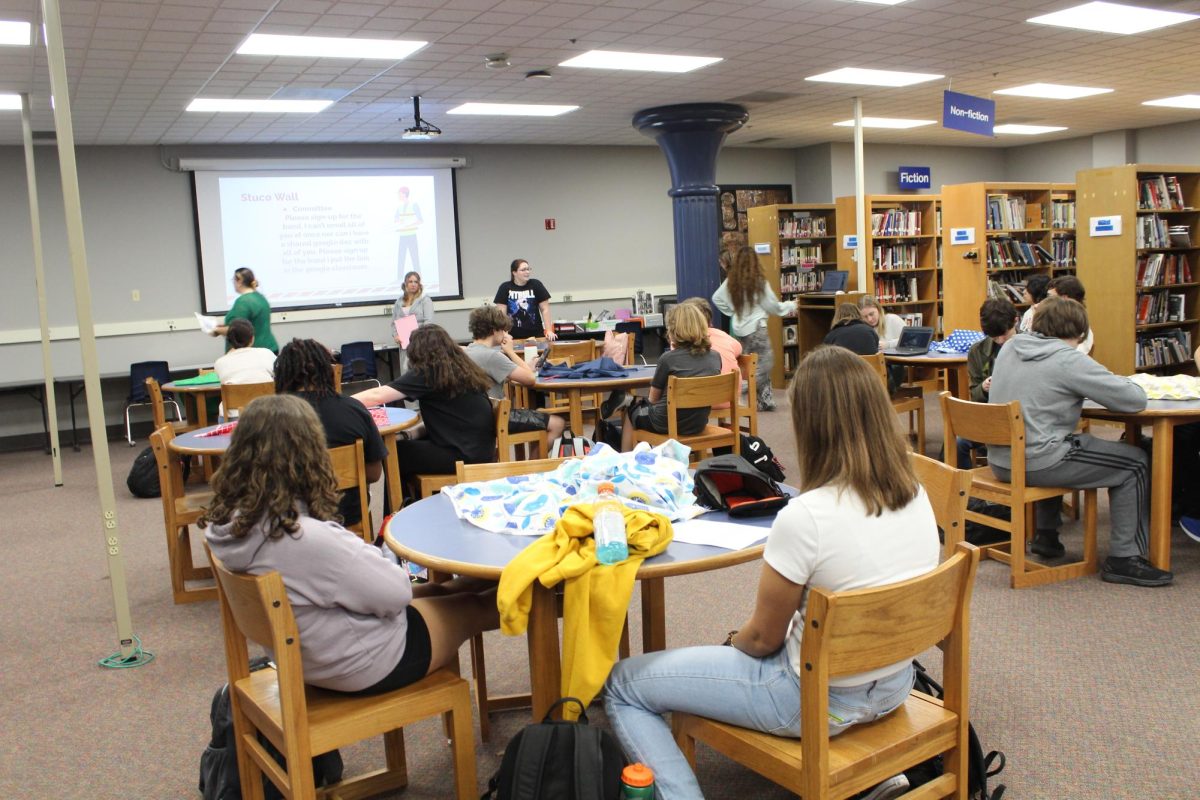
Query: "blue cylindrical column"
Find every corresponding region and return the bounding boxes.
[633,103,748,308]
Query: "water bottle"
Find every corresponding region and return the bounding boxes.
[593,481,629,565]
[620,763,655,798]
[523,344,537,366]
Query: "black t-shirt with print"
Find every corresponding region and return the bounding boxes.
[494,278,551,339]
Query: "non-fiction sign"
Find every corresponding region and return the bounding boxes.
[950,227,975,245]
[1089,215,1122,237]
[754,242,771,254]
[943,90,995,137]
[898,166,931,189]
[842,234,858,250]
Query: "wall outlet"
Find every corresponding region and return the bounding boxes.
[131,289,140,302]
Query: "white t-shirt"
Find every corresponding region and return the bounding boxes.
[214,347,276,385]
[763,484,939,687]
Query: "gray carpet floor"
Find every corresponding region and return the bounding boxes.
[1,393,1197,799]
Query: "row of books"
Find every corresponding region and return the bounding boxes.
[1138,174,1188,211]
[1052,237,1076,268]
[780,245,824,267]
[875,275,921,304]
[986,194,1043,230]
[781,269,828,293]
[871,209,922,236]
[1136,215,1194,248]
[986,238,1053,268]
[1135,328,1193,368]
[1051,200,1076,229]
[987,280,1027,304]
[1135,252,1193,286]
[1135,292,1187,325]
[779,215,828,239]
[873,244,920,270]
[898,312,924,327]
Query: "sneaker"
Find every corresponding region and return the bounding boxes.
[600,390,628,419]
[1101,555,1173,587]
[1180,516,1200,543]
[856,774,910,800]
[1029,529,1065,559]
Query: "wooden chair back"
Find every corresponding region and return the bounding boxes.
[736,352,757,435]
[861,353,925,454]
[549,340,596,363]
[940,393,1026,478]
[911,452,972,561]
[329,440,371,540]
[859,352,889,388]
[332,362,343,393]
[146,377,186,431]
[666,371,738,440]
[456,456,570,483]
[220,380,275,419]
[149,425,216,603]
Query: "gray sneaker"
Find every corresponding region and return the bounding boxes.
[856,774,910,800]
[1101,555,1173,587]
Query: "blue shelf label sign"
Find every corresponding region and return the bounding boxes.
[842,234,858,250]
[950,227,975,245]
[754,242,772,254]
[1089,215,1122,237]
[943,90,995,137]
[898,166,931,189]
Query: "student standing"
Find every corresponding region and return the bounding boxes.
[712,245,796,411]
[956,298,1020,468]
[823,303,879,355]
[604,346,939,800]
[988,296,1172,586]
[390,271,434,374]
[494,259,556,341]
[212,267,278,353]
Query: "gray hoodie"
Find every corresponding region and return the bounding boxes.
[987,333,1147,472]
[205,510,412,692]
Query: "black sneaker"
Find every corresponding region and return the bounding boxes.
[1029,529,1065,559]
[600,390,628,419]
[1101,556,1174,587]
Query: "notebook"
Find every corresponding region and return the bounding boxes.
[883,326,934,356]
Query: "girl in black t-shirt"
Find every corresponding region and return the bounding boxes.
[493,258,556,341]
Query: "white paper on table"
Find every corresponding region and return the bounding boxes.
[194,312,217,334]
[671,517,769,550]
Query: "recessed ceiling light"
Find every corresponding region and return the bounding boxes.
[0,20,32,45]
[558,50,721,73]
[807,67,943,87]
[447,102,579,117]
[0,93,21,110]
[993,124,1068,135]
[1143,94,1200,109]
[833,117,936,129]
[1027,1,1197,34]
[237,33,427,60]
[995,82,1113,99]
[186,98,333,113]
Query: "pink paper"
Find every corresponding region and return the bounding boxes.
[369,407,390,427]
[199,421,238,437]
[393,314,419,348]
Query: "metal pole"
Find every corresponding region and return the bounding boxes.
[41,0,139,661]
[853,97,867,293]
[20,93,63,487]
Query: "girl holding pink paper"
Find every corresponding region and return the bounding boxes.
[391,271,434,374]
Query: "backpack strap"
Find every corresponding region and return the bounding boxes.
[572,722,606,800]
[509,725,554,799]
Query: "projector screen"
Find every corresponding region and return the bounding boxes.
[192,167,462,314]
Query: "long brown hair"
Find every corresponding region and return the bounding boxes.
[666,303,711,356]
[401,271,423,305]
[199,394,340,538]
[789,346,918,515]
[725,245,765,316]
[830,302,861,329]
[406,325,493,396]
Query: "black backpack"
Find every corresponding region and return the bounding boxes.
[739,434,786,482]
[483,697,626,800]
[693,454,789,518]
[905,661,1007,800]
[126,446,161,498]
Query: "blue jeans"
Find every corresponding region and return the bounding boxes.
[603,645,914,800]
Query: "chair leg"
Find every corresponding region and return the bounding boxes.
[449,685,479,800]
[383,728,409,790]
[619,614,631,660]
[470,633,491,741]
[671,714,697,769]
[125,409,135,446]
[1082,489,1099,572]
[915,406,926,456]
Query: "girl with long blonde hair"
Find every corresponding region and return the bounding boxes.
[391,270,435,373]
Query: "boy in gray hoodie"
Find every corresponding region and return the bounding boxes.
[988,296,1172,587]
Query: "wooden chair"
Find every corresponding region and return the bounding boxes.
[633,372,740,461]
[861,353,925,455]
[940,392,1098,589]
[329,440,371,542]
[546,341,602,421]
[911,453,973,562]
[145,376,188,434]
[149,426,216,604]
[220,380,275,420]
[548,339,596,363]
[207,553,477,800]
[673,542,981,800]
[500,388,546,460]
[714,353,758,437]
[415,397,514,499]
[332,362,343,393]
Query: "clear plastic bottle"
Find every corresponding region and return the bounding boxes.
[593,481,628,565]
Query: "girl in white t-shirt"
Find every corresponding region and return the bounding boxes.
[214,318,276,385]
[604,345,940,800]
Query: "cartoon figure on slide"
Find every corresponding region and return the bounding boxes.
[394,186,423,279]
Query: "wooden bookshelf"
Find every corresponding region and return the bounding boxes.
[1051,184,1077,276]
[746,203,849,386]
[836,194,940,332]
[941,182,1054,332]
[1076,164,1200,375]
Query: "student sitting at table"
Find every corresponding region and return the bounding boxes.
[822,302,879,355]
[604,346,940,800]
[956,297,1020,468]
[202,394,499,695]
[214,318,276,385]
[353,325,496,491]
[602,303,721,452]
[857,295,905,352]
[465,305,565,451]
[1017,273,1051,333]
[1046,274,1095,355]
[988,295,1171,586]
[274,338,385,530]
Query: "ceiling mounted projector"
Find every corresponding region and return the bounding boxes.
[401,96,441,140]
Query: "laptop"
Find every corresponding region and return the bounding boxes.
[805,270,849,295]
[883,326,934,356]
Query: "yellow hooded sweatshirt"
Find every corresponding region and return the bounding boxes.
[497,502,673,719]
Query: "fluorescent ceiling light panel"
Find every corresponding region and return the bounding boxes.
[447,102,579,117]
[833,117,935,129]
[237,33,427,60]
[995,82,1112,99]
[0,93,21,110]
[558,50,721,73]
[0,20,32,45]
[1143,94,1200,108]
[1027,2,1197,34]
[186,98,333,113]
[807,67,943,87]
[993,124,1068,135]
